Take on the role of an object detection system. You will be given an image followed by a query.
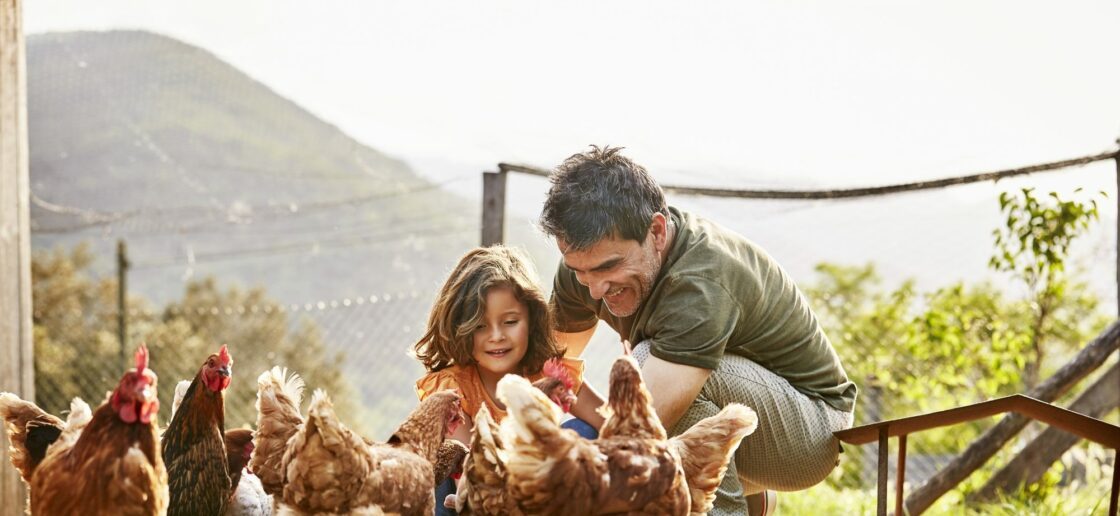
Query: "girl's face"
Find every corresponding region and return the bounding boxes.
[471,285,530,377]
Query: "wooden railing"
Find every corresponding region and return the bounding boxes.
[834,394,1120,516]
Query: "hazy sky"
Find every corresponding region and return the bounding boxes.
[24,0,1120,190]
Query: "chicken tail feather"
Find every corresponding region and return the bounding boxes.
[672,403,758,514]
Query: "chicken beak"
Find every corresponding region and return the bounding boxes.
[217,365,231,378]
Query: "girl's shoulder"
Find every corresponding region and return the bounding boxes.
[415,364,487,417]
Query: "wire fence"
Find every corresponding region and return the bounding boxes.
[491,155,1120,513]
[22,28,1120,514]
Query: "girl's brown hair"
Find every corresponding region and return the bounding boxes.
[413,245,564,373]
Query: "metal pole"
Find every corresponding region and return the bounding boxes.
[481,170,507,246]
[117,239,128,363]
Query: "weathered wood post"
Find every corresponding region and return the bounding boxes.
[0,0,33,512]
[117,239,129,365]
[481,170,507,246]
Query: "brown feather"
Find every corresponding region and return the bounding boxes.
[280,389,462,516]
[0,392,65,482]
[162,349,232,516]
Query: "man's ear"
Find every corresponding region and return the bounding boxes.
[649,212,670,251]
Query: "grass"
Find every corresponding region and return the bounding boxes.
[776,475,1114,515]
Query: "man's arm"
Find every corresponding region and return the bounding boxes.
[556,326,597,357]
[569,381,606,429]
[641,353,712,431]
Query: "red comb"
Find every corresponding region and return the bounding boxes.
[542,358,574,390]
[134,344,150,372]
[218,344,231,366]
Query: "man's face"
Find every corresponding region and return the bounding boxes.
[559,214,670,318]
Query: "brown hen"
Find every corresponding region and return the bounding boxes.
[275,388,464,515]
[162,344,234,516]
[499,354,690,515]
[453,358,578,515]
[0,345,167,515]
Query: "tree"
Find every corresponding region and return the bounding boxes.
[990,188,1103,388]
[806,188,1108,504]
[31,243,356,429]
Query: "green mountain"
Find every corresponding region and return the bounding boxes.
[26,30,497,436]
[28,30,478,303]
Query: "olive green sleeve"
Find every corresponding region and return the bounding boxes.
[644,275,740,370]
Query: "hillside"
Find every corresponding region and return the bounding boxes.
[28,30,480,303]
[25,30,496,436]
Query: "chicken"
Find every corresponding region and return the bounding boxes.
[498,354,691,515]
[0,392,64,483]
[227,470,273,516]
[533,358,578,412]
[453,404,515,515]
[451,358,578,515]
[250,366,306,498]
[279,389,464,515]
[223,428,273,516]
[169,378,272,515]
[433,438,468,485]
[224,429,255,498]
[0,345,167,515]
[670,405,757,514]
[162,344,234,516]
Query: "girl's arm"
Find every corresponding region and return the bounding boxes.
[450,413,473,445]
[569,381,606,430]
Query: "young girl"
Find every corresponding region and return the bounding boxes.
[413,245,604,446]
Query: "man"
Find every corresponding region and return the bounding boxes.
[540,146,857,515]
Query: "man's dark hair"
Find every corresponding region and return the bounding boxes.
[539,145,668,251]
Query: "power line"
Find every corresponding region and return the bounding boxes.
[498,149,1120,200]
[129,221,472,270]
[32,174,473,235]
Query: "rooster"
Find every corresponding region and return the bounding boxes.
[163,344,234,516]
[0,345,167,515]
[278,389,464,515]
[451,358,578,515]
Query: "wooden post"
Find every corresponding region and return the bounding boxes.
[481,170,507,246]
[0,0,33,513]
[896,435,907,516]
[878,426,889,516]
[117,239,129,365]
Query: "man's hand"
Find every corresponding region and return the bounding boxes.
[641,354,712,431]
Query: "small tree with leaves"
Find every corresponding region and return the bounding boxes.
[989,187,1103,388]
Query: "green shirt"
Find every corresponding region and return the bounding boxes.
[552,207,857,413]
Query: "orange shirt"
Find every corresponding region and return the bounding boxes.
[415,357,585,422]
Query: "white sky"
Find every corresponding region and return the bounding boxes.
[24,0,1120,190]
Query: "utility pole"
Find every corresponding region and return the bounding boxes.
[0,0,33,512]
[118,239,129,364]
